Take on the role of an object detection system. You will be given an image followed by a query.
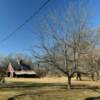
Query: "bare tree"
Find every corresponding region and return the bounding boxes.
[33,0,94,89]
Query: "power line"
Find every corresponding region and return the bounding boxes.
[0,0,51,44]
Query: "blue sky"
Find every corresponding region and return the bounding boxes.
[0,0,100,56]
[0,0,52,55]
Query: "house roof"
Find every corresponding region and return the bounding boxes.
[7,62,37,74]
[15,70,37,75]
[15,66,31,71]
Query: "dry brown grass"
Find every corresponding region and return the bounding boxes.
[5,77,67,83]
[0,77,100,100]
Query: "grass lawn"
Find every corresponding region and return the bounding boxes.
[0,77,100,100]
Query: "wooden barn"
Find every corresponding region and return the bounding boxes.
[7,61,39,78]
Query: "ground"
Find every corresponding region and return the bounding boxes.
[0,77,100,100]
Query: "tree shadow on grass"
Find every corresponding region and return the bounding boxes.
[7,93,31,100]
[71,84,100,94]
[85,96,100,100]
[71,84,99,89]
[7,94,24,100]
[0,82,66,88]
[7,91,57,100]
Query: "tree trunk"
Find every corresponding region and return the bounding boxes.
[67,76,71,90]
[91,73,95,81]
[96,71,99,80]
[76,72,82,81]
